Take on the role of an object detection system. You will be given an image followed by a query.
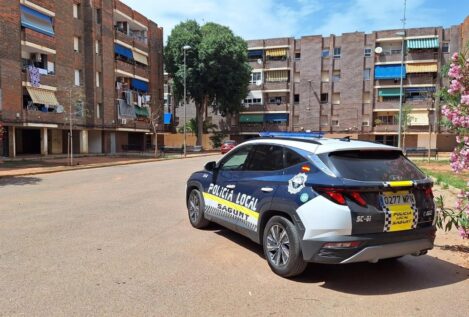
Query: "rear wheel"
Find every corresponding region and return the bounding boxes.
[187,189,210,229]
[263,216,307,277]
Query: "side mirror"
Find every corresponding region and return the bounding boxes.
[204,161,217,172]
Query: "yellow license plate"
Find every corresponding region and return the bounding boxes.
[381,191,417,232]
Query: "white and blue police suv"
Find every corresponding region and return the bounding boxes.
[186,133,436,277]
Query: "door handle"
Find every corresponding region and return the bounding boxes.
[226,184,236,189]
[261,187,274,193]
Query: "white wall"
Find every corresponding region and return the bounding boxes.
[88,130,102,154]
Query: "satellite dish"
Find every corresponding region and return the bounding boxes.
[374,47,383,54]
[255,80,262,86]
[257,58,263,65]
[56,105,64,113]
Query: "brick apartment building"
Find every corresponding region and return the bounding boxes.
[167,20,467,150]
[0,0,163,157]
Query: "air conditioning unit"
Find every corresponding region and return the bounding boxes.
[121,118,127,124]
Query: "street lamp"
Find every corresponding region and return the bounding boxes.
[396,30,405,149]
[182,45,191,157]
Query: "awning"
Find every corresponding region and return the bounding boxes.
[407,38,439,49]
[246,90,263,99]
[264,113,289,123]
[131,78,148,92]
[26,87,59,105]
[405,87,436,93]
[135,106,149,118]
[21,5,54,37]
[114,44,133,59]
[248,50,263,58]
[378,88,403,97]
[239,114,264,123]
[265,70,288,82]
[409,112,430,126]
[265,48,287,57]
[133,50,148,65]
[374,65,406,79]
[406,63,437,73]
[164,113,172,124]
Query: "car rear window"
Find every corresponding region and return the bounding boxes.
[323,150,426,181]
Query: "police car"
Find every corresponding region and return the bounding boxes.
[186,132,436,277]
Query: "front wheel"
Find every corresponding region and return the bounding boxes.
[263,216,307,277]
[187,189,210,229]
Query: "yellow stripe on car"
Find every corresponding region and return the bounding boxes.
[386,181,414,188]
[203,192,259,220]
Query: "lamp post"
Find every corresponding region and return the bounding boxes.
[397,0,407,149]
[182,45,191,157]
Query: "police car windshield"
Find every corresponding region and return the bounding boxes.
[324,150,426,182]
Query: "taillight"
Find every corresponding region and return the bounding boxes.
[424,187,434,199]
[349,191,367,207]
[324,190,346,205]
[316,187,367,207]
[323,241,361,248]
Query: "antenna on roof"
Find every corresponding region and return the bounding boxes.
[401,0,407,30]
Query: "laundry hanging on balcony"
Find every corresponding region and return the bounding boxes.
[27,65,41,87]
[117,99,136,119]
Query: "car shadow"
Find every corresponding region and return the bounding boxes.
[0,176,42,187]
[211,226,468,295]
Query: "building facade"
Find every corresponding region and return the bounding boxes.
[167,21,467,150]
[0,0,163,157]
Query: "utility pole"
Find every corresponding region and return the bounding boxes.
[182,45,191,158]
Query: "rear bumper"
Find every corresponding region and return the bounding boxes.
[301,226,436,264]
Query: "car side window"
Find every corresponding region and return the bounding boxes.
[219,145,252,171]
[284,148,307,168]
[244,144,284,171]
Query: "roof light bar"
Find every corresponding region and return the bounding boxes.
[259,131,325,139]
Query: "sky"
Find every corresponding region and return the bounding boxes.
[122,0,469,41]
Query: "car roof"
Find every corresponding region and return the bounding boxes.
[240,137,398,155]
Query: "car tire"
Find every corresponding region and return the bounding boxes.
[187,188,210,229]
[263,216,307,277]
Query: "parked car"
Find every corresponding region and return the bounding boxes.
[186,133,436,277]
[220,140,237,154]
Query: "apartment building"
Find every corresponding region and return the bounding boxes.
[238,24,465,150]
[0,0,163,157]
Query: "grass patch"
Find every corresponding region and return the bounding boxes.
[419,167,467,190]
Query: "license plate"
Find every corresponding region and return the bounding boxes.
[380,191,417,232]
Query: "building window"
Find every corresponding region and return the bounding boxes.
[333,47,341,58]
[295,52,301,60]
[320,93,328,103]
[332,92,340,104]
[74,69,81,86]
[74,36,80,52]
[96,72,100,87]
[268,96,283,104]
[243,98,262,104]
[96,103,101,119]
[96,8,102,24]
[250,72,262,84]
[442,42,450,53]
[332,70,341,82]
[332,120,339,126]
[95,40,100,54]
[294,94,300,103]
[364,48,372,57]
[363,91,371,103]
[73,4,80,19]
[321,71,329,82]
[321,49,330,58]
[320,116,328,126]
[363,68,371,80]
[375,135,398,146]
[362,120,370,127]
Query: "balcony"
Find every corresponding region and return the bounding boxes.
[22,72,57,87]
[114,29,148,51]
[264,59,289,69]
[375,75,436,86]
[22,28,56,50]
[28,0,54,12]
[375,99,434,111]
[135,64,149,78]
[116,59,134,75]
[248,60,264,70]
[235,123,288,133]
[241,103,289,112]
[375,51,438,64]
[263,82,290,91]
[373,124,398,132]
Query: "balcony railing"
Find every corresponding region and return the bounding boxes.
[375,51,438,63]
[114,29,148,49]
[234,123,289,133]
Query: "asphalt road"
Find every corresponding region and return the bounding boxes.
[0,156,468,316]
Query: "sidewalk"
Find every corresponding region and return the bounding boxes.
[0,152,219,178]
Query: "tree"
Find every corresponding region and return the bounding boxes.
[178,118,217,135]
[165,20,251,145]
[396,104,414,151]
[149,112,161,157]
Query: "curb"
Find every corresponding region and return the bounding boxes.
[0,153,220,178]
